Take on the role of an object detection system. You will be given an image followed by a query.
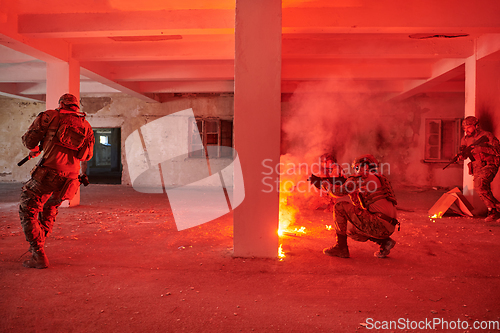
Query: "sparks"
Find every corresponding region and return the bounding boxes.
[294,226,306,233]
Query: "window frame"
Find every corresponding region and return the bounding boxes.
[423,118,462,163]
[188,117,234,158]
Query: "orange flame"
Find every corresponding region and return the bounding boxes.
[279,184,299,235]
[429,212,443,219]
[278,244,286,260]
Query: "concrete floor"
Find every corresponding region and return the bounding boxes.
[1,182,499,332]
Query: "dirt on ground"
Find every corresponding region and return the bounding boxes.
[1,183,499,333]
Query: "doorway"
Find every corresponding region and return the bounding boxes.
[87,128,122,184]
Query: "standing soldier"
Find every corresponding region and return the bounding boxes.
[460,116,500,222]
[322,154,399,258]
[19,93,95,269]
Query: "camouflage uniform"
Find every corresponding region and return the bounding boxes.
[19,94,94,269]
[334,200,395,241]
[460,117,500,220]
[333,173,397,239]
[323,155,399,258]
[462,132,500,209]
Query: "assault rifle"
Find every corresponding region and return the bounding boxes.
[308,174,347,190]
[442,135,489,170]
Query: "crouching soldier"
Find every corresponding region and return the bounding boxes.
[19,93,94,269]
[323,154,399,258]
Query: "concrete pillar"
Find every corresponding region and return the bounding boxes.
[46,58,80,109]
[46,58,81,207]
[463,54,477,207]
[233,0,282,257]
[463,44,490,214]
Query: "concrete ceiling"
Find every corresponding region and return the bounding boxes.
[1,0,500,103]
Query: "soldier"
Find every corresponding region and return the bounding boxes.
[323,154,399,258]
[460,116,500,222]
[319,153,344,178]
[318,153,347,211]
[19,93,95,269]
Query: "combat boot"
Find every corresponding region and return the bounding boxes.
[23,248,49,269]
[485,209,500,222]
[373,237,396,258]
[323,234,349,258]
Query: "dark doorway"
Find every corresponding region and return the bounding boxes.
[87,128,122,184]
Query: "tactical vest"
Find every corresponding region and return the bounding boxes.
[43,109,92,161]
[55,113,87,151]
[355,174,397,210]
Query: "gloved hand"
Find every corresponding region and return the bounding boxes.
[29,146,41,158]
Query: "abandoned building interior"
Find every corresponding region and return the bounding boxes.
[2,0,500,256]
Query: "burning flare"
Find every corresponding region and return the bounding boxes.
[278,244,286,260]
[430,212,443,219]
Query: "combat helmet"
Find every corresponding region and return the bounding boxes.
[320,152,337,163]
[352,154,379,172]
[462,116,479,128]
[58,93,80,109]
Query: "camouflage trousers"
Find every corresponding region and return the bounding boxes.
[334,201,394,242]
[19,169,67,251]
[473,164,500,210]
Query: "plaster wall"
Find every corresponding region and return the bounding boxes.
[398,93,465,188]
[1,92,466,190]
[0,98,45,181]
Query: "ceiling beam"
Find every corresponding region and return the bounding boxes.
[281,79,406,94]
[100,60,234,81]
[72,39,234,61]
[80,64,159,102]
[389,58,466,101]
[282,1,500,34]
[282,59,433,80]
[18,10,235,38]
[477,33,500,60]
[70,36,476,63]
[0,83,45,101]
[282,35,474,59]
[140,80,234,93]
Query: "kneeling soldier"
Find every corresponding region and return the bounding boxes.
[323,154,399,258]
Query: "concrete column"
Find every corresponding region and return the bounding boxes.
[233,0,282,257]
[46,58,81,207]
[463,48,486,213]
[463,55,476,205]
[46,58,80,109]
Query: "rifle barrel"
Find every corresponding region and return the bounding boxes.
[17,156,30,167]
